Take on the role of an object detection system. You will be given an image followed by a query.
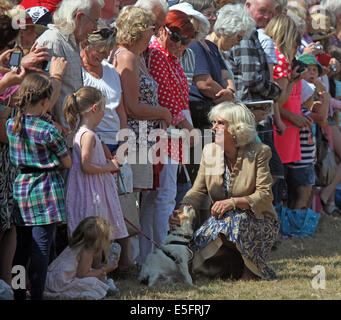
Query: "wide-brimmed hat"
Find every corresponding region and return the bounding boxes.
[169,2,210,41]
[308,12,336,41]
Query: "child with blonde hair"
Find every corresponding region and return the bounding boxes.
[63,86,128,241]
[45,216,120,299]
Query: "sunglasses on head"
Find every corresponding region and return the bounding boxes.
[164,26,192,45]
[94,27,117,39]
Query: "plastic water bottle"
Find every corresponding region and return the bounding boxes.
[108,242,121,265]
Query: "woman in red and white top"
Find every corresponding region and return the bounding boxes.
[264,14,310,164]
[138,10,195,264]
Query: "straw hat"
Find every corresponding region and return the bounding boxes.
[308,12,336,41]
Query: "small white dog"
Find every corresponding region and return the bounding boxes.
[138,205,196,287]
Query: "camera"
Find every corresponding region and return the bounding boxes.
[330,64,337,73]
[9,51,23,70]
[41,49,53,72]
[292,58,307,74]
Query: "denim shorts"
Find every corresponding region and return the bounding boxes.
[286,164,316,188]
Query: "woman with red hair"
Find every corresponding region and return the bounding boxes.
[138,10,195,264]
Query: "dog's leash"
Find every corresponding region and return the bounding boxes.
[124,217,162,250]
[124,217,193,265]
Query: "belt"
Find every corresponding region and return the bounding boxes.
[20,167,57,174]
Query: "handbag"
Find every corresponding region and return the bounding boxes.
[315,125,337,187]
[117,171,140,237]
[275,204,320,238]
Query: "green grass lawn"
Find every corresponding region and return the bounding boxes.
[110,214,341,300]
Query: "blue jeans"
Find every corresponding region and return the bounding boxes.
[13,223,56,300]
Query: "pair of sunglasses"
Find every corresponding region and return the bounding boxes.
[164,26,192,45]
[249,104,272,114]
[94,27,117,39]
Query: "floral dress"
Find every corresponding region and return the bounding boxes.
[191,162,280,280]
[0,79,20,232]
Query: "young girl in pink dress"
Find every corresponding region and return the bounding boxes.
[45,216,120,299]
[63,86,128,241]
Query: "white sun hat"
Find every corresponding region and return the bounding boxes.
[169,2,210,41]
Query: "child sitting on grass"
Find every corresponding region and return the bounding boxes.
[44,216,120,300]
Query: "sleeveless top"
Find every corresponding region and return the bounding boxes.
[110,49,160,152]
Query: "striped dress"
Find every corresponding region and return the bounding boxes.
[287,108,316,169]
[6,114,69,226]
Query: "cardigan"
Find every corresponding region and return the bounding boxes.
[181,141,278,220]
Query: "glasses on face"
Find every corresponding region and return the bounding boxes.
[164,26,192,46]
[82,12,98,27]
[203,11,217,19]
[93,27,117,39]
[249,104,272,114]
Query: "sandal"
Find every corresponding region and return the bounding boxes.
[321,200,341,217]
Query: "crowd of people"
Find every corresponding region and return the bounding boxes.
[1,0,341,300]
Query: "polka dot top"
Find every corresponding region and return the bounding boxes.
[147,38,190,163]
[273,44,292,80]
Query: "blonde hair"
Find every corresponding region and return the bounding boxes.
[264,14,301,62]
[63,86,105,131]
[69,216,112,258]
[115,6,155,47]
[208,101,257,147]
[12,73,53,133]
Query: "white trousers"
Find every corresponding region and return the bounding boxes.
[138,159,178,264]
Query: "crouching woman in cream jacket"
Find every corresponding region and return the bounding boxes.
[170,101,279,281]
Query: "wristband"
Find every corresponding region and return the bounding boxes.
[50,75,63,81]
[231,197,236,210]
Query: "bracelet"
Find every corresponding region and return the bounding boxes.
[227,87,235,94]
[231,197,236,211]
[50,75,63,81]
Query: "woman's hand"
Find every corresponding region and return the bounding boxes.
[291,66,308,84]
[169,209,182,230]
[0,49,15,73]
[213,88,235,104]
[211,199,234,220]
[1,67,26,87]
[290,112,313,128]
[21,43,50,73]
[49,57,68,80]
[106,157,120,173]
[274,118,286,136]
[302,42,324,56]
